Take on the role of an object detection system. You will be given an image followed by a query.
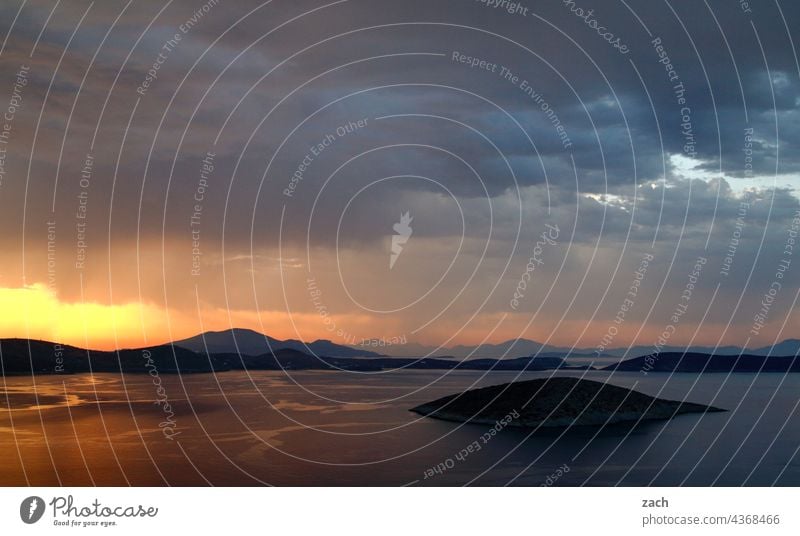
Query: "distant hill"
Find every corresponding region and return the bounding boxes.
[603,352,800,373]
[173,328,383,358]
[4,334,800,376]
[0,337,568,375]
[752,339,800,356]
[167,329,800,360]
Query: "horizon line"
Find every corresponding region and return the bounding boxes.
[0,327,795,354]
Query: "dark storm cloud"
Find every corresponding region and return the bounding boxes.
[3,0,796,214]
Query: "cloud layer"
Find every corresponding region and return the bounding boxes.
[0,0,798,350]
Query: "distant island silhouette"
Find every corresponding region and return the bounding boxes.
[603,352,800,373]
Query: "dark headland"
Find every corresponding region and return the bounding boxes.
[410,377,725,428]
[0,337,567,375]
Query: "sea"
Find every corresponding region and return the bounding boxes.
[1,368,799,486]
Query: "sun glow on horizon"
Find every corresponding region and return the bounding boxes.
[0,284,407,350]
[0,283,789,352]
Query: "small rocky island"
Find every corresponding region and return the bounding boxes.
[410,377,724,428]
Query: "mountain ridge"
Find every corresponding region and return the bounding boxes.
[0,337,566,374]
[4,328,799,363]
[3,335,800,376]
[172,328,384,358]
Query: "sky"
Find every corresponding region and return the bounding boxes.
[0,0,799,352]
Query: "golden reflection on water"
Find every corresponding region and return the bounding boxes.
[1,370,799,486]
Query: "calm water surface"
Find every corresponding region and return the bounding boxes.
[1,370,798,486]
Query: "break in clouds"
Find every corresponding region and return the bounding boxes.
[0,0,799,349]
